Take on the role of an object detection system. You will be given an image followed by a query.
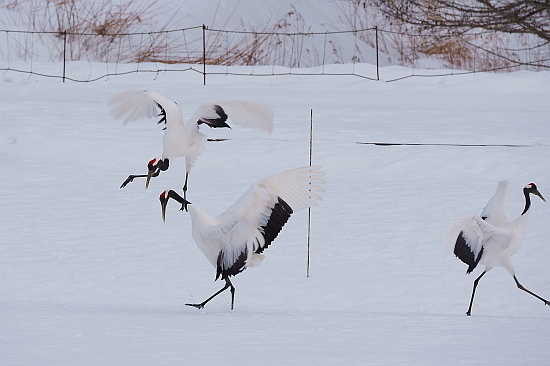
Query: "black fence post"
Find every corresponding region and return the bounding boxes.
[375,26,379,81]
[202,24,207,86]
[62,30,67,82]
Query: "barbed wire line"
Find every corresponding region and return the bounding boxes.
[0,25,547,83]
[0,25,204,36]
[206,26,377,36]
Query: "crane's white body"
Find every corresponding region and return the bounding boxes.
[444,212,528,274]
[109,89,274,173]
[184,166,325,275]
[444,180,531,275]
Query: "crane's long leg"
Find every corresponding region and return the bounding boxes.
[182,172,189,212]
[513,275,550,306]
[466,271,487,316]
[186,278,236,310]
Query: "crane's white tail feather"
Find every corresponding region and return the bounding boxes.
[247,253,265,267]
[108,90,160,124]
[214,101,274,134]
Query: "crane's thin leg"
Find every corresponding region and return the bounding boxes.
[513,275,550,306]
[466,271,487,316]
[186,278,236,310]
[182,172,189,211]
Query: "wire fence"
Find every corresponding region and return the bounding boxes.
[1,24,548,83]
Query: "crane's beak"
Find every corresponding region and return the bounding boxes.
[160,195,168,222]
[145,169,153,189]
[159,190,191,222]
[535,189,546,202]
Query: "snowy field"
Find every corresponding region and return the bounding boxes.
[1,64,550,365]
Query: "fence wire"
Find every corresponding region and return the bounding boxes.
[0,25,548,83]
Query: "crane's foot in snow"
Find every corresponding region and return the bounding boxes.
[186,303,205,309]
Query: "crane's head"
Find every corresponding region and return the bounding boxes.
[159,190,192,222]
[146,158,169,189]
[525,183,546,202]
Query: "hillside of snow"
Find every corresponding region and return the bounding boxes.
[1,63,550,364]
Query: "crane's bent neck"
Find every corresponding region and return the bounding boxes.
[521,188,531,215]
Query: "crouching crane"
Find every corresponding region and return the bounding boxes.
[159,166,325,310]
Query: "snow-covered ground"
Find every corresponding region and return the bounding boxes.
[1,65,550,364]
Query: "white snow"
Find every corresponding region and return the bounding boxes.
[1,63,550,365]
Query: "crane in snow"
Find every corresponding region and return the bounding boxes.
[159,166,325,310]
[444,181,548,316]
[109,89,274,209]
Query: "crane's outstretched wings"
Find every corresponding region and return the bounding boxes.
[212,166,325,279]
[109,89,180,126]
[193,101,274,133]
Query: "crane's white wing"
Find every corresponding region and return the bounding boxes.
[480,180,510,226]
[192,101,274,133]
[443,214,512,273]
[223,166,325,221]
[213,166,325,279]
[109,89,182,126]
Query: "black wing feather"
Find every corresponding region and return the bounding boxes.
[257,197,293,254]
[216,249,247,281]
[215,197,294,280]
[198,105,230,128]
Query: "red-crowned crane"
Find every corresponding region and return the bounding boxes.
[444,181,548,316]
[159,166,325,310]
[109,89,274,208]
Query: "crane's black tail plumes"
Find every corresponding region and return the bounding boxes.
[454,232,483,274]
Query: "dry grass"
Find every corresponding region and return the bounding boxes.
[200,7,317,67]
[2,0,546,71]
[1,0,184,62]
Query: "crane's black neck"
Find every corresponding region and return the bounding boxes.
[167,190,185,204]
[166,190,192,209]
[522,188,531,215]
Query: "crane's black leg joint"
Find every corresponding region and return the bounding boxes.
[513,275,550,306]
[185,278,235,310]
[466,271,487,316]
